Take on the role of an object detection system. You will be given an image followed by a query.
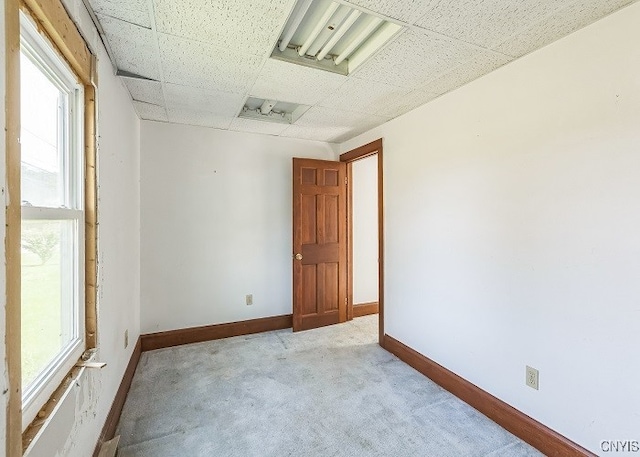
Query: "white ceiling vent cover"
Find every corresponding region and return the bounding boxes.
[272,0,403,75]
[238,97,310,124]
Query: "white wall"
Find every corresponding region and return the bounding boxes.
[140,122,338,333]
[21,1,141,456]
[352,155,378,304]
[341,4,640,454]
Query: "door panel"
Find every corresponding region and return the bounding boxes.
[324,263,339,311]
[301,195,317,244]
[301,265,317,315]
[293,158,347,331]
[324,195,339,242]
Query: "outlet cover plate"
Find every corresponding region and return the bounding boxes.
[526,365,539,390]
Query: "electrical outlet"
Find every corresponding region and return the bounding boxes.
[124,329,129,349]
[526,366,539,390]
[246,294,253,306]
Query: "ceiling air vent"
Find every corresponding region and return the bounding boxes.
[272,0,403,76]
[238,97,310,124]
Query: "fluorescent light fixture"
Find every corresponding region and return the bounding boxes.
[272,0,403,75]
[316,9,361,61]
[279,0,313,52]
[239,97,309,124]
[298,2,339,57]
[346,22,402,72]
[260,99,277,114]
[306,6,351,58]
[334,16,382,65]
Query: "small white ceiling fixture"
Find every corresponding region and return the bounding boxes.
[238,97,310,124]
[272,0,403,76]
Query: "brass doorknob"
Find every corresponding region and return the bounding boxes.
[294,253,303,260]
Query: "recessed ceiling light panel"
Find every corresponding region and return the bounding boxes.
[272,0,403,75]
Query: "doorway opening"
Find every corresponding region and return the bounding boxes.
[291,139,383,344]
[340,139,384,344]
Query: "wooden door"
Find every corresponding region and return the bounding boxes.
[293,158,347,332]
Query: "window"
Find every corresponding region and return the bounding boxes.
[20,13,85,429]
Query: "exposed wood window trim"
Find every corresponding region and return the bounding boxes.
[20,0,92,85]
[84,77,97,349]
[5,0,97,452]
[5,0,23,455]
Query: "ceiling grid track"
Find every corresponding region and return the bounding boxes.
[146,0,170,122]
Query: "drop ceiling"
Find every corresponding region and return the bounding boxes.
[87,0,636,143]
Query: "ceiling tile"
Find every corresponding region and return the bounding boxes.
[283,106,389,142]
[133,101,168,121]
[352,28,477,89]
[422,50,513,95]
[229,118,291,136]
[280,124,351,143]
[89,0,151,28]
[158,33,264,95]
[331,126,383,144]
[96,15,161,80]
[375,89,440,118]
[494,0,637,58]
[317,78,411,116]
[250,59,347,106]
[152,0,295,57]
[167,108,233,130]
[413,0,571,49]
[340,0,431,23]
[121,77,164,105]
[163,84,244,118]
[295,106,390,128]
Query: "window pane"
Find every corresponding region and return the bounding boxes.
[21,220,78,389]
[20,51,67,208]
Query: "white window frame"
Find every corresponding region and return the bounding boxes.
[20,13,85,430]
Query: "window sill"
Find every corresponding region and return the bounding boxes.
[22,349,103,453]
